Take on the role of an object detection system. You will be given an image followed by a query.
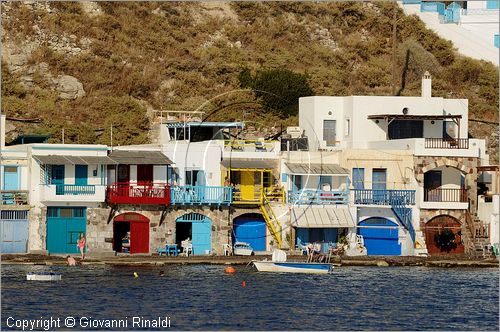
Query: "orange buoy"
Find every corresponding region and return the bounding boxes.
[242,280,246,287]
[225,266,236,273]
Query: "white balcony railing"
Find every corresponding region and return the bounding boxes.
[40,185,106,202]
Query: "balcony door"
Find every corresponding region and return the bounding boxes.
[388,120,423,139]
[424,171,442,201]
[137,165,153,185]
[75,165,88,186]
[323,120,336,146]
[2,166,19,190]
[117,165,130,183]
[240,171,255,201]
[372,169,387,202]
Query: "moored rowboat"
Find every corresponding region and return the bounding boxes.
[253,261,333,274]
[26,272,62,281]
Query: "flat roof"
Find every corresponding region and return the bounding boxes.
[368,114,462,121]
[165,121,244,129]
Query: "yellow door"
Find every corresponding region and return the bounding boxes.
[240,171,255,201]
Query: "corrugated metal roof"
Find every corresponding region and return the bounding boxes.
[221,158,277,170]
[33,155,115,165]
[34,151,172,165]
[285,163,349,175]
[291,207,355,228]
[107,150,173,165]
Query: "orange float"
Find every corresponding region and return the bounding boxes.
[225,266,236,273]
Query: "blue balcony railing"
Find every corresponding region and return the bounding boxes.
[288,189,349,205]
[353,189,415,206]
[170,185,232,206]
[55,185,96,195]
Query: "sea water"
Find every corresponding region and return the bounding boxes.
[1,264,498,330]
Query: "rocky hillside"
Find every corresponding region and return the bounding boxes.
[1,1,498,161]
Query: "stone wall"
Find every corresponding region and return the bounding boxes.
[414,156,479,214]
[28,206,46,252]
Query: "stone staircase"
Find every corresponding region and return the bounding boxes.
[465,211,492,258]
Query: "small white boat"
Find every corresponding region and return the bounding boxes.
[26,272,62,281]
[233,242,254,256]
[253,249,334,274]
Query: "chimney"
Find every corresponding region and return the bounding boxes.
[422,71,432,98]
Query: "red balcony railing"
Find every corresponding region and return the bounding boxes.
[424,188,467,202]
[425,138,469,149]
[106,182,170,205]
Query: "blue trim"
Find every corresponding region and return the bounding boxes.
[274,262,331,270]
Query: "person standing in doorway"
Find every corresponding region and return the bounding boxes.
[77,233,86,260]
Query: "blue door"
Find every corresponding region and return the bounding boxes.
[3,166,19,190]
[176,213,212,255]
[75,165,88,186]
[0,211,28,253]
[372,168,387,203]
[358,218,401,256]
[2,166,20,205]
[46,207,86,253]
[192,219,211,255]
[233,215,266,251]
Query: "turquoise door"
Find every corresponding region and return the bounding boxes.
[51,165,65,195]
[487,1,499,10]
[75,165,88,186]
[192,219,212,255]
[46,207,86,254]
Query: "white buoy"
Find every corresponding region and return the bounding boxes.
[26,272,62,281]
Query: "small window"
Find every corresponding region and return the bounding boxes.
[4,166,17,173]
[345,119,351,136]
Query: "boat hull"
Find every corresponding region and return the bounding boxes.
[26,273,62,281]
[253,261,332,274]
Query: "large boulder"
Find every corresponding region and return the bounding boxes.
[55,75,86,99]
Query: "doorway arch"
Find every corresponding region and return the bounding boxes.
[424,215,463,255]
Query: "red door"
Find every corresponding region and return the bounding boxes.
[424,215,464,255]
[137,165,153,185]
[130,221,149,254]
[114,213,150,254]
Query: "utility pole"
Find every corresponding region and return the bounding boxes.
[392,2,397,96]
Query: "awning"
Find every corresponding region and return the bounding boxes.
[291,207,355,228]
[107,150,173,165]
[34,155,115,165]
[285,163,349,176]
[367,114,462,121]
[221,158,277,170]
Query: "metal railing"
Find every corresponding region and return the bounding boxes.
[424,138,469,149]
[170,185,232,205]
[55,185,96,195]
[353,189,416,205]
[231,186,284,204]
[288,189,349,205]
[107,182,170,205]
[0,190,29,205]
[424,188,467,202]
[224,139,277,152]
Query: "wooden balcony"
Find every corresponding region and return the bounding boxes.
[424,188,467,202]
[170,185,232,206]
[0,190,29,206]
[424,138,469,149]
[106,182,170,205]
